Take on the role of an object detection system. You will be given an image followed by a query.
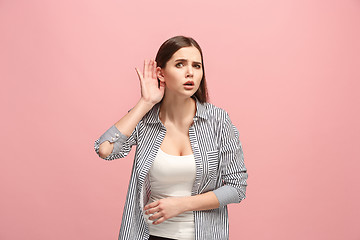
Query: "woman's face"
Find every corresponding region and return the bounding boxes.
[157,46,203,98]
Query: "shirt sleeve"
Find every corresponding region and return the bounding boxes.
[212,112,248,208]
[94,110,138,161]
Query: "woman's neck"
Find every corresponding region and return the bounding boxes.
[159,94,196,127]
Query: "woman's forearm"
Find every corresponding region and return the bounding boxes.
[98,98,154,158]
[144,191,220,225]
[183,191,220,212]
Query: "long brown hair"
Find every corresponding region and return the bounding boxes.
[155,35,209,103]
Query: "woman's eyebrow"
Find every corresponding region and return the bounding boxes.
[175,59,202,65]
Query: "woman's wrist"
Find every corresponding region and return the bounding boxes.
[139,97,157,108]
[182,192,220,212]
[181,196,193,213]
[137,98,156,111]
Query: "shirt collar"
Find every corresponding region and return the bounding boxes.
[143,96,208,124]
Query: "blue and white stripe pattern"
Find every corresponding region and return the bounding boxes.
[94,96,248,240]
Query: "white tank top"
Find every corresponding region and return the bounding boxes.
[144,147,196,240]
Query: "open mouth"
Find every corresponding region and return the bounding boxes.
[184,81,194,86]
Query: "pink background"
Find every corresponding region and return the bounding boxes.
[1,0,359,239]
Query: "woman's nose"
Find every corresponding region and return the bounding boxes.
[186,66,194,77]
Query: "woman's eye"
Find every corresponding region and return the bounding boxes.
[175,63,201,68]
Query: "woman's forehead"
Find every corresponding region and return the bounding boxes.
[170,46,202,62]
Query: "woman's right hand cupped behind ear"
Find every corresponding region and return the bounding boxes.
[135,59,165,105]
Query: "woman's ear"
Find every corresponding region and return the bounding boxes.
[156,67,165,82]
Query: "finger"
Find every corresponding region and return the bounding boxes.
[153,217,165,225]
[144,200,159,211]
[146,59,152,79]
[135,67,142,81]
[148,59,154,78]
[152,61,157,79]
[148,211,162,220]
[146,205,160,215]
[143,59,148,79]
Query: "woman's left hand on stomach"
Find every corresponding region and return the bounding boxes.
[144,197,188,225]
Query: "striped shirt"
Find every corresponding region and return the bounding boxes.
[94,96,248,240]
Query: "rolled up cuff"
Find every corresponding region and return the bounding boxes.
[212,185,240,208]
[98,125,128,145]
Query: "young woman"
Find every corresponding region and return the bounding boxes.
[94,35,248,240]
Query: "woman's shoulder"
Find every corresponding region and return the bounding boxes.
[201,101,232,122]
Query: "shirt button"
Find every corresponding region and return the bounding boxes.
[193,117,198,121]
[115,133,119,137]
[112,137,115,141]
